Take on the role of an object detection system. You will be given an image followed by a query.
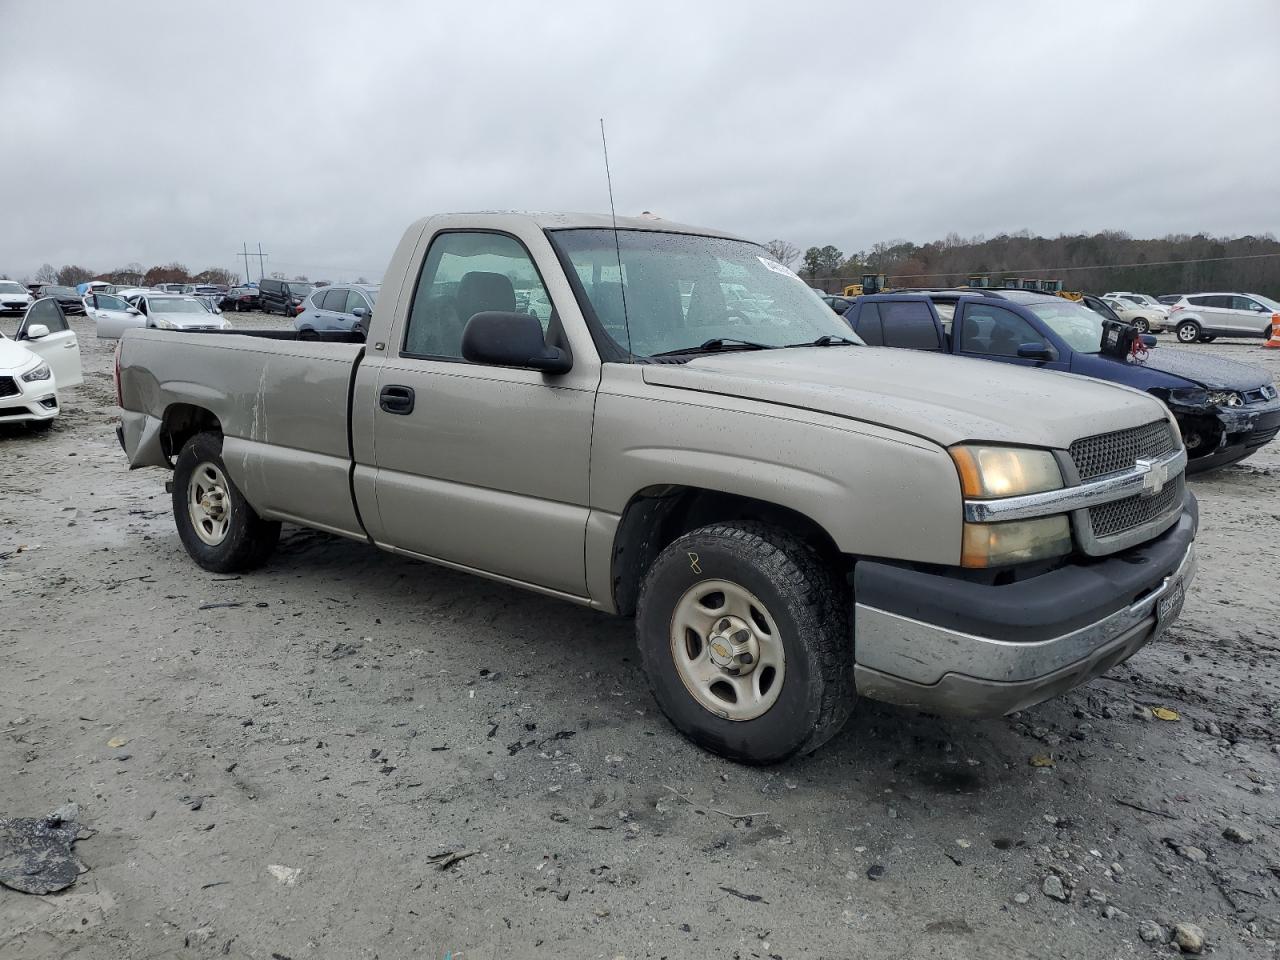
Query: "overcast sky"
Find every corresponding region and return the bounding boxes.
[2,1,1277,283]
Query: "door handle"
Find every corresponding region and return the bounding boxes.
[379,385,415,415]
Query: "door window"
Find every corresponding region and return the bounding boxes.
[344,289,369,314]
[94,294,129,311]
[1232,296,1264,312]
[959,304,1045,357]
[881,300,942,349]
[319,288,347,311]
[403,232,551,360]
[26,298,69,333]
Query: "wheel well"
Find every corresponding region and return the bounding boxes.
[161,403,222,460]
[610,485,842,617]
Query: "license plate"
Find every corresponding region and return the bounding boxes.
[1156,578,1185,627]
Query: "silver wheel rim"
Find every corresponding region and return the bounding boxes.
[187,461,231,546]
[1178,325,1196,342]
[669,579,785,721]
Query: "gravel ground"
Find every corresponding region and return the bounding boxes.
[2,313,1279,960]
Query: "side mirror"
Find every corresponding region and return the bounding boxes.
[1016,342,1054,361]
[24,323,50,340]
[352,306,369,319]
[461,311,571,374]
[127,307,141,316]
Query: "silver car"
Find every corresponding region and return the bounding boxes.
[127,293,231,332]
[86,291,146,339]
[1168,292,1279,343]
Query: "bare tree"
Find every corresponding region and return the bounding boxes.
[292,274,309,282]
[34,263,58,284]
[57,264,95,286]
[193,267,239,286]
[764,240,799,268]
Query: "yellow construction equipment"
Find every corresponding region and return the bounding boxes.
[842,273,888,297]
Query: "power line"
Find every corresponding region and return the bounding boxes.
[236,242,270,283]
[883,251,1280,282]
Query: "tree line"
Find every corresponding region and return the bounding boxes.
[767,231,1280,298]
[14,262,245,288]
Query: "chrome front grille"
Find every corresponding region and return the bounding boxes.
[1088,478,1182,539]
[1070,421,1177,481]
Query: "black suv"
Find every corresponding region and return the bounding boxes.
[258,278,315,316]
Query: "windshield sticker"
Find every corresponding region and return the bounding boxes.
[757,257,801,280]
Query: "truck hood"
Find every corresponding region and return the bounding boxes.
[642,346,1166,449]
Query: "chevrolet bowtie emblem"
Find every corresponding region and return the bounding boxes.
[1135,457,1168,497]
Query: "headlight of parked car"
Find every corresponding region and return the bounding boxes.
[1168,388,1208,406]
[949,445,1072,567]
[20,362,51,382]
[151,316,176,329]
[1208,390,1243,407]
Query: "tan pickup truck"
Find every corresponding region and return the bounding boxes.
[115,213,1197,763]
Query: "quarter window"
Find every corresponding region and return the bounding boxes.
[403,232,551,360]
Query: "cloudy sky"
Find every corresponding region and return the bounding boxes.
[2,1,1277,283]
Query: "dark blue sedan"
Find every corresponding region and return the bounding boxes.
[845,289,1280,473]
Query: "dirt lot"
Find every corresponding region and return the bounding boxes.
[2,313,1279,960]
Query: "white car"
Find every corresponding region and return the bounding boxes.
[1102,292,1171,317]
[1167,292,1280,343]
[85,291,147,339]
[126,293,231,332]
[0,279,34,316]
[0,298,84,428]
[1100,297,1167,333]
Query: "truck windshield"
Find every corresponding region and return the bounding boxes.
[1026,299,1108,353]
[551,229,860,358]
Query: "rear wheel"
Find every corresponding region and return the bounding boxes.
[635,522,854,764]
[173,432,280,572]
[1176,320,1201,344]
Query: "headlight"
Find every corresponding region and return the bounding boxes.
[950,445,1063,498]
[1208,390,1243,408]
[151,316,176,329]
[950,445,1070,567]
[961,516,1073,568]
[20,362,51,382]
[1168,387,1208,406]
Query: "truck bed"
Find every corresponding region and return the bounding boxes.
[117,328,367,539]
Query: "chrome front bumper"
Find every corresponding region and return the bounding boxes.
[853,526,1197,718]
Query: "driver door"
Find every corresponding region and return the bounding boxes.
[954,302,1069,371]
[18,299,83,388]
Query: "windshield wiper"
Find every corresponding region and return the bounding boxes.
[782,335,859,348]
[650,337,774,358]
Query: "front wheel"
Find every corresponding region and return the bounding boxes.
[636,522,853,764]
[173,432,280,572]
[1176,320,1201,344]
[1132,318,1149,334]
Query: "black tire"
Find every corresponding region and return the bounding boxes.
[636,522,853,764]
[1132,318,1149,334]
[1175,320,1201,344]
[172,431,280,573]
[28,418,55,432]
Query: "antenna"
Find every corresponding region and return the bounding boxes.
[600,118,633,360]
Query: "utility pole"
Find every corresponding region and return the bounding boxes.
[236,242,270,283]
